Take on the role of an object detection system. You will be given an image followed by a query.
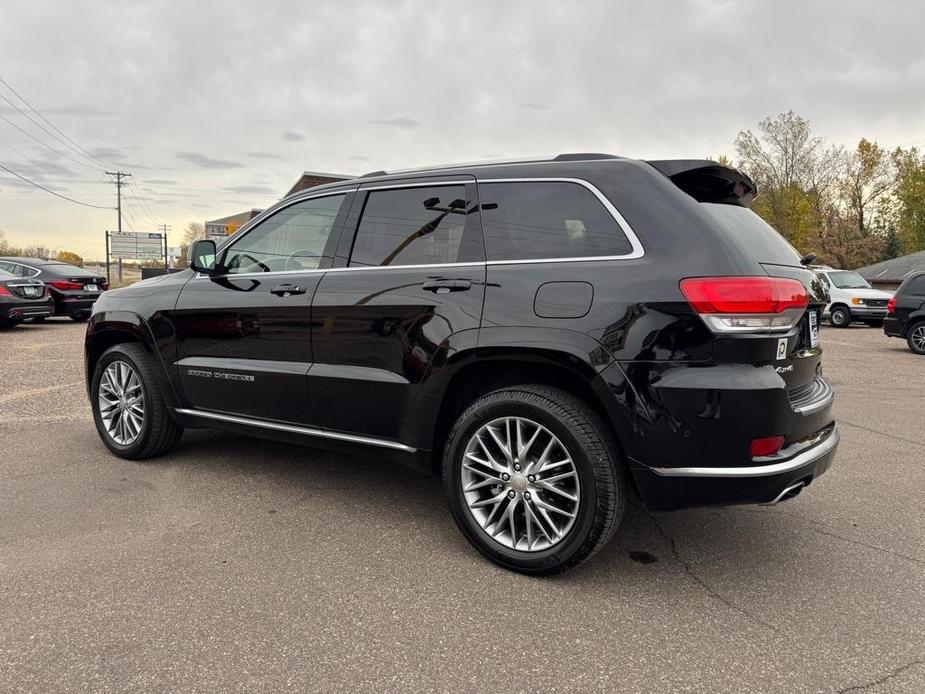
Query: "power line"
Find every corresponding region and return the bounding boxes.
[0,134,111,199]
[0,74,115,170]
[0,110,103,174]
[0,160,114,209]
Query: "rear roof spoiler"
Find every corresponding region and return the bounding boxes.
[646,159,757,207]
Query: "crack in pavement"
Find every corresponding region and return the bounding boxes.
[723,508,925,568]
[836,658,924,693]
[637,505,780,633]
[838,418,924,447]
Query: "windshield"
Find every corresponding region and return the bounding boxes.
[827,271,871,289]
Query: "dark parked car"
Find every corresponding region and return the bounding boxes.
[0,267,53,327]
[0,257,108,321]
[884,270,925,355]
[84,154,838,574]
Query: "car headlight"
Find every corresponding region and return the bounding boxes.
[851,297,864,305]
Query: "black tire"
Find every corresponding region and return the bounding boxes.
[0,319,19,329]
[91,343,183,459]
[864,320,884,328]
[442,385,625,575]
[829,306,851,328]
[26,316,46,323]
[907,321,925,355]
[70,313,90,322]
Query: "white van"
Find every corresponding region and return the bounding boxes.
[815,267,893,327]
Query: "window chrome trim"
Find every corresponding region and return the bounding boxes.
[359,180,472,191]
[174,408,418,453]
[195,261,486,280]
[476,177,645,263]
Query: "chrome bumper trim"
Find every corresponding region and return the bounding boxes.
[174,408,418,453]
[650,425,839,478]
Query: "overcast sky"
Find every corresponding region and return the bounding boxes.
[1,0,924,259]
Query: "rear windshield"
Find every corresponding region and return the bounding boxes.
[700,203,802,266]
[825,271,870,289]
[41,263,97,277]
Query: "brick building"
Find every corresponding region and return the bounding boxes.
[284,171,353,197]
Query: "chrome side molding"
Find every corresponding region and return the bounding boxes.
[174,408,418,453]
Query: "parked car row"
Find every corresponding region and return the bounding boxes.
[0,257,108,329]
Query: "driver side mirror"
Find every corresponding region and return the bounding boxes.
[189,239,217,274]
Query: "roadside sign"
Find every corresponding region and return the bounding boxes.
[109,231,165,260]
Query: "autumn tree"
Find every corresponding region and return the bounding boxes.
[179,221,207,263]
[56,250,84,266]
[0,228,20,256]
[841,139,895,236]
[892,146,925,253]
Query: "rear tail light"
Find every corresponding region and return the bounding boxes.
[680,276,809,334]
[751,435,785,457]
[48,280,84,291]
[887,296,896,315]
[0,285,11,297]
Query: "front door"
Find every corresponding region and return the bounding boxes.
[310,178,485,444]
[173,190,352,425]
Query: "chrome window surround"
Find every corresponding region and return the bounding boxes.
[198,177,644,280]
[0,260,40,277]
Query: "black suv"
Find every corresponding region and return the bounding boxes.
[85,154,838,574]
[884,270,925,354]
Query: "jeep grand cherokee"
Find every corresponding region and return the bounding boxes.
[85,154,838,574]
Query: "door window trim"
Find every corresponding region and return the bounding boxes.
[476,177,645,264]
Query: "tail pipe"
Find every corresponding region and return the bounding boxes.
[762,481,806,506]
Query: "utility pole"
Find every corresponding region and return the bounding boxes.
[106,171,131,283]
[158,224,171,269]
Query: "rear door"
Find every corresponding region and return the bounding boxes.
[309,177,485,443]
[173,190,353,425]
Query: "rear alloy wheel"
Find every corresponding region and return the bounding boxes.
[830,306,851,328]
[443,385,625,574]
[92,343,183,459]
[908,323,925,355]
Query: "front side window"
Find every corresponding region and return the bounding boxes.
[349,185,480,267]
[479,181,633,261]
[222,194,346,274]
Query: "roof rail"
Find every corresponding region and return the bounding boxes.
[361,153,622,178]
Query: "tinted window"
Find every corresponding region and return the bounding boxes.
[479,181,632,261]
[41,263,95,278]
[223,194,345,274]
[700,203,802,265]
[905,275,925,295]
[0,267,14,279]
[349,185,479,267]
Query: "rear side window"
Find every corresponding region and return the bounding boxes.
[700,203,802,265]
[349,185,480,267]
[479,181,633,261]
[903,275,925,295]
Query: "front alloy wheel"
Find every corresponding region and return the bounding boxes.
[462,416,580,552]
[98,361,145,445]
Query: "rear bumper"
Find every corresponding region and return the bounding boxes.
[883,317,904,337]
[0,298,54,321]
[54,295,98,316]
[631,425,839,510]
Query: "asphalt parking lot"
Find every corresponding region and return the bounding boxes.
[1,320,923,693]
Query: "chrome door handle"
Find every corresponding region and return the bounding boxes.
[270,284,306,296]
[422,279,472,294]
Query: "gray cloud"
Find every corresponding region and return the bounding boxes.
[349,155,372,161]
[372,117,420,130]
[223,184,275,195]
[176,152,243,169]
[87,146,125,161]
[282,131,305,142]
[519,102,547,110]
[145,179,177,185]
[248,152,286,161]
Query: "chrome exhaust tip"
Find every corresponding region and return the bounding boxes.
[762,481,806,506]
